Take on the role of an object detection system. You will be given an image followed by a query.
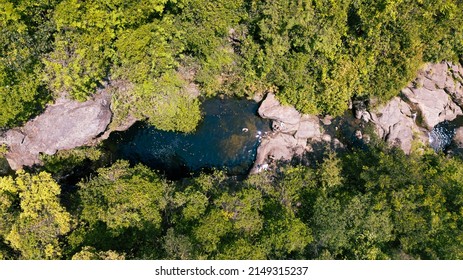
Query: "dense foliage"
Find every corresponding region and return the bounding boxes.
[1,142,463,260]
[1,0,462,129]
[1,0,463,260]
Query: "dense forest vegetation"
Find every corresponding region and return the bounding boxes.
[1,141,463,260]
[1,0,463,259]
[1,0,462,128]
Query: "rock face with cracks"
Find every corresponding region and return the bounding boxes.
[405,62,463,130]
[1,93,112,170]
[369,61,463,154]
[252,62,463,174]
[251,93,322,174]
[370,97,425,154]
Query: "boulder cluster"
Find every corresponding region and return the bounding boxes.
[251,93,325,174]
[367,62,463,154]
[1,62,463,172]
[253,61,463,173]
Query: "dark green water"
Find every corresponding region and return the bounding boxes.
[105,98,271,178]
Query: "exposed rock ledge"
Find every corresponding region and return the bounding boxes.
[0,92,113,170]
[250,93,323,174]
[253,62,463,173]
[367,61,463,154]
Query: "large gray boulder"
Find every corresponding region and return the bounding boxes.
[370,97,424,154]
[251,93,322,174]
[1,93,112,170]
[258,93,301,125]
[402,87,461,129]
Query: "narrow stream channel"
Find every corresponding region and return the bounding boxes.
[103,97,463,180]
[105,98,271,179]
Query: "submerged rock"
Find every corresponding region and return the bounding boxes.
[449,127,463,155]
[453,127,463,148]
[1,93,112,170]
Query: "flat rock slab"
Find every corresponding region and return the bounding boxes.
[295,115,321,139]
[258,93,301,125]
[2,93,112,170]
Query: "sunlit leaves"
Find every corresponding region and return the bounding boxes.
[0,171,71,259]
[78,160,169,233]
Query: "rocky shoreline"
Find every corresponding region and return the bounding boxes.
[0,86,137,170]
[251,61,463,173]
[0,92,112,170]
[1,62,463,172]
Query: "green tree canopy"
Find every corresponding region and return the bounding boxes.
[0,170,71,259]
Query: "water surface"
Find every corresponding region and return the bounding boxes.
[105,98,270,178]
[429,115,463,152]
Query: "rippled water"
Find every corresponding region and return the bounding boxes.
[429,121,456,151]
[429,116,463,152]
[105,98,270,178]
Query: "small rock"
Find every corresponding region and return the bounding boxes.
[333,138,344,149]
[353,100,368,120]
[452,127,463,148]
[305,144,313,152]
[361,111,371,122]
[363,134,371,143]
[321,115,333,125]
[321,134,332,142]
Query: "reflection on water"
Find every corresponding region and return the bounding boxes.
[105,98,270,178]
